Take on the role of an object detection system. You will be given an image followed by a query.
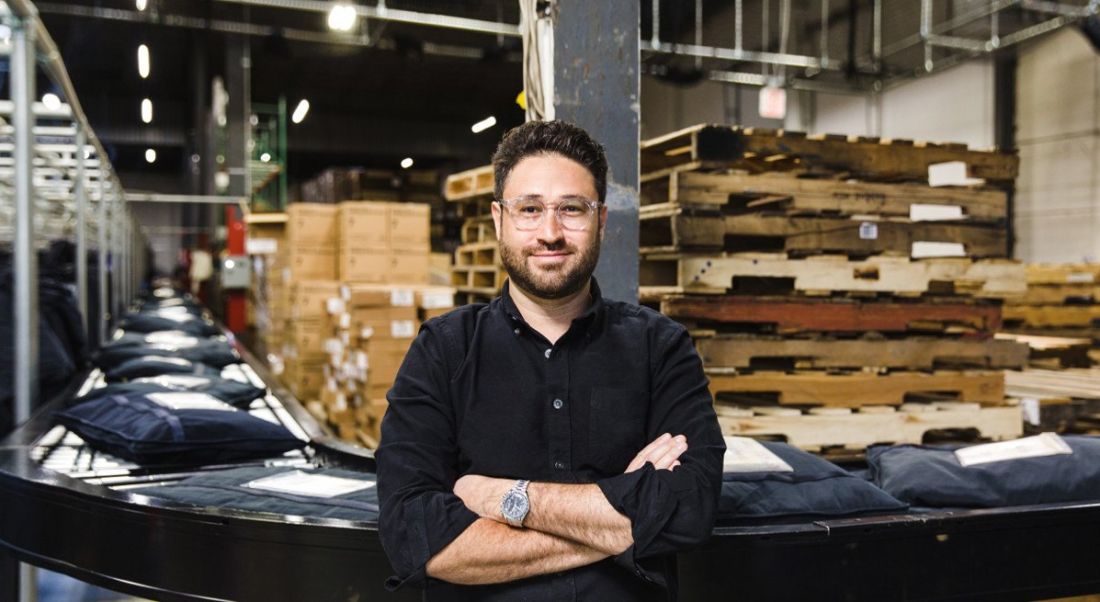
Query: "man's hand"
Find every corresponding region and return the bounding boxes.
[454,474,512,519]
[625,433,687,473]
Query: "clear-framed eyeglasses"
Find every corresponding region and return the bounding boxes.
[497,196,601,231]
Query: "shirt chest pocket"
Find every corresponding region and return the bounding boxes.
[588,387,648,473]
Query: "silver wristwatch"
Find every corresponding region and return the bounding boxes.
[500,479,530,527]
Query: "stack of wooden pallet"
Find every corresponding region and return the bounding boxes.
[1002,263,1100,356]
[641,124,1028,454]
[444,165,507,305]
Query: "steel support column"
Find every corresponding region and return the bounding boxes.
[551,0,640,303]
[75,128,88,336]
[12,16,38,426]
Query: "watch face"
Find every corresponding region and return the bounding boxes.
[502,491,529,520]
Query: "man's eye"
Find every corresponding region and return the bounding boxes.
[518,205,542,214]
[560,204,585,215]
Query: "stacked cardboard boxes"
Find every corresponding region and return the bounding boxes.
[315,284,455,446]
[338,201,431,284]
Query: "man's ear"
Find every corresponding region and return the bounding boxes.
[491,201,503,241]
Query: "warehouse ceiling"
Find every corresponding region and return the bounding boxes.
[33,0,1099,195]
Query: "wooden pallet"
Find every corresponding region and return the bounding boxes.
[640,170,1007,221]
[451,265,507,290]
[454,286,499,306]
[1002,305,1100,328]
[461,217,497,244]
[454,241,501,266]
[640,124,1019,182]
[995,333,1093,369]
[714,401,1022,451]
[1025,263,1100,285]
[444,165,494,201]
[696,336,1028,371]
[659,295,1003,333]
[707,370,1006,408]
[641,253,1026,298]
[639,208,1006,258]
[1005,368,1100,401]
[1012,284,1100,305]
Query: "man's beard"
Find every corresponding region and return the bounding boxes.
[499,234,601,300]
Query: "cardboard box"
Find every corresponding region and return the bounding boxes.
[283,358,327,399]
[339,202,389,250]
[390,203,430,251]
[340,248,389,283]
[286,246,337,281]
[390,251,430,284]
[285,317,329,358]
[246,214,287,255]
[287,203,338,247]
[352,306,419,340]
[289,280,342,319]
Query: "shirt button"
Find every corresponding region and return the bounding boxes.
[544,348,552,359]
[554,461,565,470]
[552,398,563,410]
[513,328,521,335]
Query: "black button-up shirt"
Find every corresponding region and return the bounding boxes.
[377,279,725,601]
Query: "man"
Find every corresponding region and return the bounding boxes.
[377,120,725,600]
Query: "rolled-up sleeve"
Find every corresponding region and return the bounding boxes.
[596,325,725,584]
[376,323,478,591]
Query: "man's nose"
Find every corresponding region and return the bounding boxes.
[536,208,564,242]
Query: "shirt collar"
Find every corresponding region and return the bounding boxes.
[499,278,605,335]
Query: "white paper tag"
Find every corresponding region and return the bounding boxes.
[1067,272,1095,284]
[339,312,351,329]
[245,237,278,254]
[324,338,344,355]
[912,241,967,258]
[326,297,345,315]
[133,374,213,389]
[355,350,369,370]
[1021,398,1041,427]
[722,436,794,473]
[143,332,200,346]
[420,291,455,309]
[146,392,236,412]
[360,326,375,340]
[243,470,376,498]
[340,284,351,301]
[390,289,415,307]
[928,161,984,187]
[955,433,1072,467]
[391,320,416,338]
[910,203,965,222]
[858,222,878,240]
[138,356,193,368]
[333,393,348,411]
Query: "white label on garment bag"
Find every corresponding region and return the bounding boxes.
[244,470,376,498]
[133,374,212,389]
[146,392,237,412]
[954,432,1072,467]
[722,436,794,473]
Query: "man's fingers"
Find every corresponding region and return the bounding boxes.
[626,433,672,472]
[649,436,687,470]
[669,460,681,471]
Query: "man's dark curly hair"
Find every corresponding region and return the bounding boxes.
[491,120,608,204]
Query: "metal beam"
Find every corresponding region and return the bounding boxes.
[125,193,248,204]
[75,127,88,336]
[551,1,640,304]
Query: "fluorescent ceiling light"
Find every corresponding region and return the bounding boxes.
[291,99,310,124]
[327,4,358,32]
[400,157,414,169]
[136,0,147,10]
[260,152,272,163]
[145,148,157,164]
[41,93,61,111]
[138,44,150,79]
[141,98,153,124]
[471,115,497,133]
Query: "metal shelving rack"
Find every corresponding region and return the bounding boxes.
[0,1,144,445]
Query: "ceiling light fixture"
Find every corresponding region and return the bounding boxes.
[141,98,153,124]
[400,157,414,169]
[145,148,157,164]
[260,152,272,163]
[327,4,358,32]
[137,44,150,79]
[136,0,148,10]
[291,99,310,124]
[41,93,61,111]
[471,115,497,133]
